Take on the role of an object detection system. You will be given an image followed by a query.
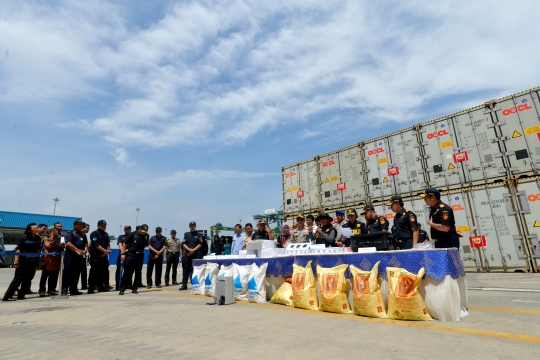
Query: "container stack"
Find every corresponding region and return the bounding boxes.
[282,86,540,273]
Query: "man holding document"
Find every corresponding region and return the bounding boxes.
[339,209,367,247]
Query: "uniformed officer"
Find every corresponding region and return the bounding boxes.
[361,205,390,233]
[88,220,112,293]
[147,227,166,288]
[314,213,337,247]
[3,223,42,301]
[80,223,90,291]
[333,210,346,240]
[115,225,131,291]
[339,209,368,247]
[179,221,204,291]
[418,224,430,243]
[251,220,275,240]
[62,219,88,296]
[387,195,419,250]
[164,230,181,286]
[421,188,459,248]
[119,224,149,295]
[291,214,311,243]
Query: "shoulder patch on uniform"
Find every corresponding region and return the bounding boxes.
[442,212,449,220]
[409,214,416,222]
[440,204,445,208]
[379,218,385,224]
[405,209,409,213]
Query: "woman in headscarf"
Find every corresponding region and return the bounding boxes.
[39,226,64,296]
[277,224,292,248]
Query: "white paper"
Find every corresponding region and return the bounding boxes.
[340,227,353,238]
[60,236,65,244]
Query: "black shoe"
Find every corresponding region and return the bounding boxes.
[2,297,17,302]
[27,290,37,295]
[17,296,27,300]
[71,291,83,296]
[132,288,138,294]
[156,285,162,288]
[98,288,110,292]
[165,283,169,287]
[173,281,179,285]
[87,289,95,294]
[61,292,68,296]
[81,287,88,290]
[146,286,152,289]
[119,290,124,295]
[138,283,145,287]
[179,285,187,291]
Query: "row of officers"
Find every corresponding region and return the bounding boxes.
[285,188,460,250]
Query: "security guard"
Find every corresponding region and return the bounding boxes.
[291,214,310,243]
[333,210,346,240]
[361,205,390,233]
[62,219,88,296]
[314,213,337,247]
[387,195,419,250]
[164,230,181,286]
[421,188,459,248]
[251,220,275,240]
[80,223,90,291]
[418,224,430,243]
[115,225,131,291]
[88,220,111,293]
[179,221,204,291]
[119,224,149,295]
[339,209,368,247]
[147,227,166,288]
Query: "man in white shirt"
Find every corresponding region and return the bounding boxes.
[231,224,245,255]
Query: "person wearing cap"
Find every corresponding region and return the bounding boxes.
[418,224,430,243]
[333,210,346,240]
[80,223,90,291]
[251,220,275,241]
[291,214,311,243]
[387,196,419,249]
[315,213,337,247]
[147,227,167,288]
[315,215,322,228]
[231,224,245,255]
[115,225,132,291]
[61,219,87,296]
[361,205,390,234]
[119,224,149,295]
[421,188,459,249]
[88,220,111,293]
[179,221,204,291]
[164,230,181,286]
[340,209,368,247]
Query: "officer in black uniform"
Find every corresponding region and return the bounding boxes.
[421,188,459,248]
[88,220,112,293]
[147,227,166,288]
[361,205,390,233]
[339,209,368,247]
[80,223,90,290]
[314,213,337,247]
[387,195,419,250]
[3,223,42,301]
[179,221,204,291]
[62,219,88,295]
[115,225,131,291]
[119,224,149,295]
[418,224,430,243]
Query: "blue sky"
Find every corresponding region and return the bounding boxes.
[1,0,539,237]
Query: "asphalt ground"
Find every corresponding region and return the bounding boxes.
[0,267,539,360]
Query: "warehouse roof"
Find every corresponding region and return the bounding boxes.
[0,211,81,231]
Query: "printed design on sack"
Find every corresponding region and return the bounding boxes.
[292,273,306,290]
[204,274,212,292]
[192,275,200,291]
[320,274,338,294]
[393,310,404,320]
[353,275,370,295]
[247,276,259,298]
[396,274,416,297]
[233,275,243,296]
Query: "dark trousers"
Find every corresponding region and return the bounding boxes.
[39,269,59,293]
[121,253,144,291]
[182,255,194,286]
[62,254,84,293]
[147,254,163,286]
[89,255,109,290]
[398,239,413,250]
[116,253,131,289]
[435,236,460,249]
[165,253,179,284]
[80,258,88,289]
[4,259,37,299]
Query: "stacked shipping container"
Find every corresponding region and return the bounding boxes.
[282,86,540,273]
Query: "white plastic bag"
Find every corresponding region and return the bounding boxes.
[248,262,268,303]
[218,264,233,277]
[191,264,206,295]
[232,263,251,301]
[204,263,220,297]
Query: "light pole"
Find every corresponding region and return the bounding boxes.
[53,198,60,215]
[135,208,140,226]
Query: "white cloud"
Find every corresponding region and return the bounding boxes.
[110,148,135,168]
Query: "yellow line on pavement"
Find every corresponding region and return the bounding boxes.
[156,288,540,344]
[468,306,540,316]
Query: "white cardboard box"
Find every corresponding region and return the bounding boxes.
[238,250,247,259]
[247,240,276,250]
[257,248,285,258]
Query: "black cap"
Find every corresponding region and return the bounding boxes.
[347,208,358,216]
[140,224,149,232]
[136,225,141,230]
[189,221,196,226]
[386,195,403,206]
[319,213,334,222]
[124,225,131,230]
[360,205,374,215]
[97,220,107,226]
[156,227,162,232]
[420,188,441,198]
[74,219,84,226]
[170,229,177,234]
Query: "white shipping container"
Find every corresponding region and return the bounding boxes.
[297,158,320,211]
[318,151,343,208]
[363,137,398,200]
[337,144,368,207]
[282,164,297,214]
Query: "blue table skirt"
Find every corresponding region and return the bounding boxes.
[193,249,465,281]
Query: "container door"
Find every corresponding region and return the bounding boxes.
[494,89,540,177]
[364,138,397,202]
[298,159,320,212]
[467,185,531,272]
[451,107,506,184]
[512,179,540,271]
[319,151,342,209]
[387,128,427,197]
[338,146,367,207]
[420,118,467,190]
[283,165,297,214]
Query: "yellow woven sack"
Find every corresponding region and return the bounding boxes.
[270,281,294,307]
[387,267,432,321]
[316,264,351,314]
[292,260,318,311]
[350,261,386,318]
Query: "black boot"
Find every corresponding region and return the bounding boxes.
[132,288,138,294]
